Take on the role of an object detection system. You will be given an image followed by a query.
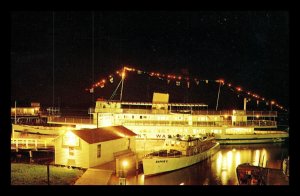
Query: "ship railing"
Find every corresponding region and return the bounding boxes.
[122,109,169,114]
[145,150,182,158]
[92,108,277,117]
[146,154,182,158]
[191,110,232,115]
[94,108,170,114]
[192,121,232,126]
[126,120,228,127]
[123,120,190,126]
[48,117,94,124]
[191,110,277,116]
[96,108,232,115]
[14,124,63,130]
[245,111,277,117]
[193,120,276,127]
[232,120,277,127]
[254,130,288,134]
[123,120,276,127]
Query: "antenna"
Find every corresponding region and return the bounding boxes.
[109,79,123,101]
[120,67,125,101]
[109,67,126,101]
[215,80,222,111]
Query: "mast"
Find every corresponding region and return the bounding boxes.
[14,101,17,124]
[52,11,55,109]
[92,11,95,103]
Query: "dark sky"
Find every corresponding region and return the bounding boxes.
[11,11,289,111]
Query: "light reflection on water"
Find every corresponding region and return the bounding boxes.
[123,143,288,185]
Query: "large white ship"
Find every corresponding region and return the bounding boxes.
[86,92,288,144]
[142,135,220,176]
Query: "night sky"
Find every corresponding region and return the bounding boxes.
[11,11,289,111]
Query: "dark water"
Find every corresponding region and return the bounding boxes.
[122,143,288,185]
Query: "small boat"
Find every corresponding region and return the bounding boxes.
[142,135,220,176]
[236,163,267,185]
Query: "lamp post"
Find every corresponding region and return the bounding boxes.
[122,160,128,184]
[119,160,128,185]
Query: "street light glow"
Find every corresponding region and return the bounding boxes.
[122,160,128,168]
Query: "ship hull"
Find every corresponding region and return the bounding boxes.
[124,125,288,144]
[216,132,288,144]
[142,142,220,176]
[218,138,285,144]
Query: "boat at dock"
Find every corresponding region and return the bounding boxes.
[215,130,288,144]
[236,163,267,185]
[142,135,220,176]
[236,160,289,185]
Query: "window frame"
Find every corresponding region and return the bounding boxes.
[97,144,101,158]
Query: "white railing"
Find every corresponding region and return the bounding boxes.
[92,109,277,117]
[122,120,277,127]
[48,116,277,127]
[245,111,277,117]
[254,130,288,134]
[191,110,232,115]
[48,117,94,124]
[11,138,54,150]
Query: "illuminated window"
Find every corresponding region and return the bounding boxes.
[69,147,74,156]
[97,144,101,158]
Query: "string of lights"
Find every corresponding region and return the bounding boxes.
[85,66,287,111]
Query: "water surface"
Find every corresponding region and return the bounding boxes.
[116,143,288,185]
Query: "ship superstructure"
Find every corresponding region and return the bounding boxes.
[90,93,288,143]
